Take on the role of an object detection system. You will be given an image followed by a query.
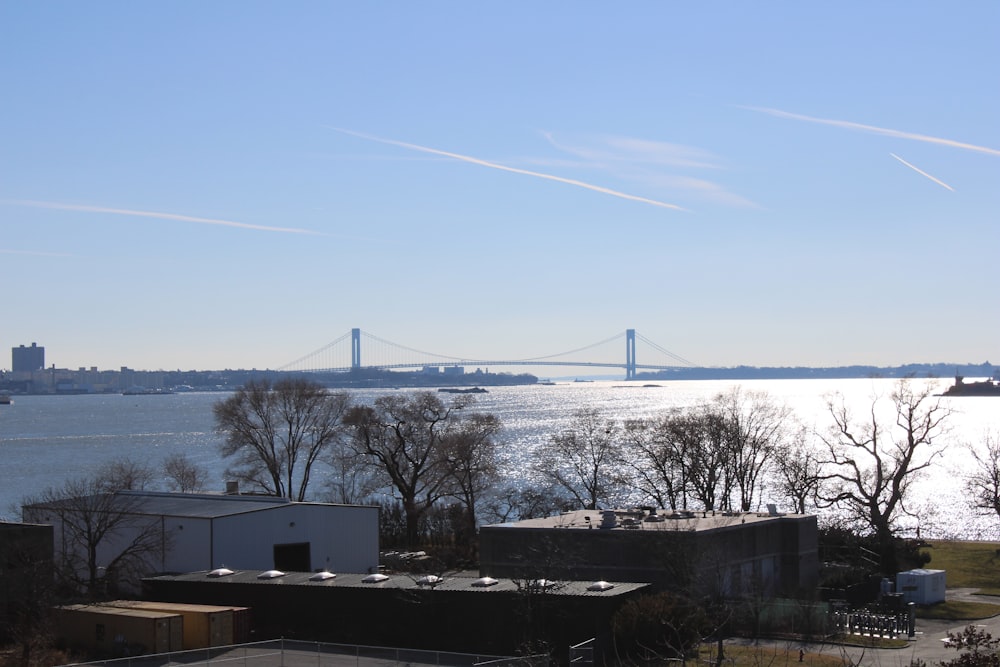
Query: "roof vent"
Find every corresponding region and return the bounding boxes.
[529,578,556,590]
[257,569,286,579]
[207,567,234,578]
[472,576,499,587]
[416,574,442,587]
[587,581,615,592]
[309,571,337,581]
[362,573,389,583]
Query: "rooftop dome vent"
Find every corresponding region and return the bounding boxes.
[472,576,499,587]
[587,580,615,591]
[362,573,389,583]
[417,574,442,587]
[309,571,337,581]
[207,567,234,578]
[257,569,286,579]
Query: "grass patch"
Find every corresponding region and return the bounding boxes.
[914,600,1000,620]
[921,540,1000,593]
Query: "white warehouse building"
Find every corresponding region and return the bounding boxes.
[23,491,379,586]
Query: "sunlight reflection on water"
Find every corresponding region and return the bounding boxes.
[1,378,996,539]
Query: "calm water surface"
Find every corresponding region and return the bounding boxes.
[1,378,996,538]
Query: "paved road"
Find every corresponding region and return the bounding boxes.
[730,589,1000,667]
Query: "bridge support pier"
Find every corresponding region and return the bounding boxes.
[351,328,361,370]
[625,329,636,380]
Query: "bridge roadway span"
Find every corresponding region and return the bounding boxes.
[283,328,695,380]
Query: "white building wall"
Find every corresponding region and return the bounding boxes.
[162,515,213,573]
[211,504,378,574]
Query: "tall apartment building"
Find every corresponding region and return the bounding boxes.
[11,343,45,372]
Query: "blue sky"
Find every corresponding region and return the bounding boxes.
[2,2,998,372]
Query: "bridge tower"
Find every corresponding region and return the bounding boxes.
[351,328,361,370]
[625,328,637,380]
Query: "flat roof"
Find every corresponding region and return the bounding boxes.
[26,491,374,520]
[482,508,813,533]
[146,570,651,598]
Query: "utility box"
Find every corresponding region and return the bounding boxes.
[105,601,236,649]
[896,568,946,604]
[54,604,183,656]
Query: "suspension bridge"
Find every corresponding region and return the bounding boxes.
[278,329,696,380]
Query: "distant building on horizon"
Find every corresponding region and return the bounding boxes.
[11,343,44,373]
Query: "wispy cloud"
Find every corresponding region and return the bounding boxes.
[889,153,955,191]
[539,132,758,208]
[744,106,1000,157]
[542,132,720,170]
[327,127,687,212]
[0,248,76,257]
[2,200,328,235]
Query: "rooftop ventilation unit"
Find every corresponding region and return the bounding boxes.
[207,567,234,578]
[362,573,389,583]
[416,574,442,587]
[471,577,499,587]
[257,569,286,579]
[309,571,337,581]
[587,581,615,592]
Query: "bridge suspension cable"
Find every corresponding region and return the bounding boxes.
[276,331,353,371]
[636,332,697,367]
[512,331,624,362]
[361,331,471,363]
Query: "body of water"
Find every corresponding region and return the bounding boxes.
[1,377,996,539]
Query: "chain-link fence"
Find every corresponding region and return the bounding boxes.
[63,638,549,667]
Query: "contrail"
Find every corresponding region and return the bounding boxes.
[327,127,687,211]
[743,106,1000,157]
[2,200,327,235]
[889,153,955,191]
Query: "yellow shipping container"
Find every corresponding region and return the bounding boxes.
[106,601,235,649]
[55,604,183,656]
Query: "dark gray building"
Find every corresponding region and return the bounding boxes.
[144,569,649,662]
[11,343,45,372]
[478,508,819,598]
[0,521,54,641]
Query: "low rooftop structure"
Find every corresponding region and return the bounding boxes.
[479,507,819,597]
[144,569,650,661]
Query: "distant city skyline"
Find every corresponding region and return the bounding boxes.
[2,3,997,372]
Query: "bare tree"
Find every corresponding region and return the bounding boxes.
[345,391,476,547]
[440,411,502,549]
[323,436,380,505]
[481,484,574,524]
[163,453,207,493]
[816,379,951,574]
[772,428,823,514]
[534,407,623,510]
[214,378,353,501]
[677,405,731,512]
[22,467,168,598]
[965,431,1000,533]
[99,458,154,492]
[715,387,789,512]
[621,414,687,510]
